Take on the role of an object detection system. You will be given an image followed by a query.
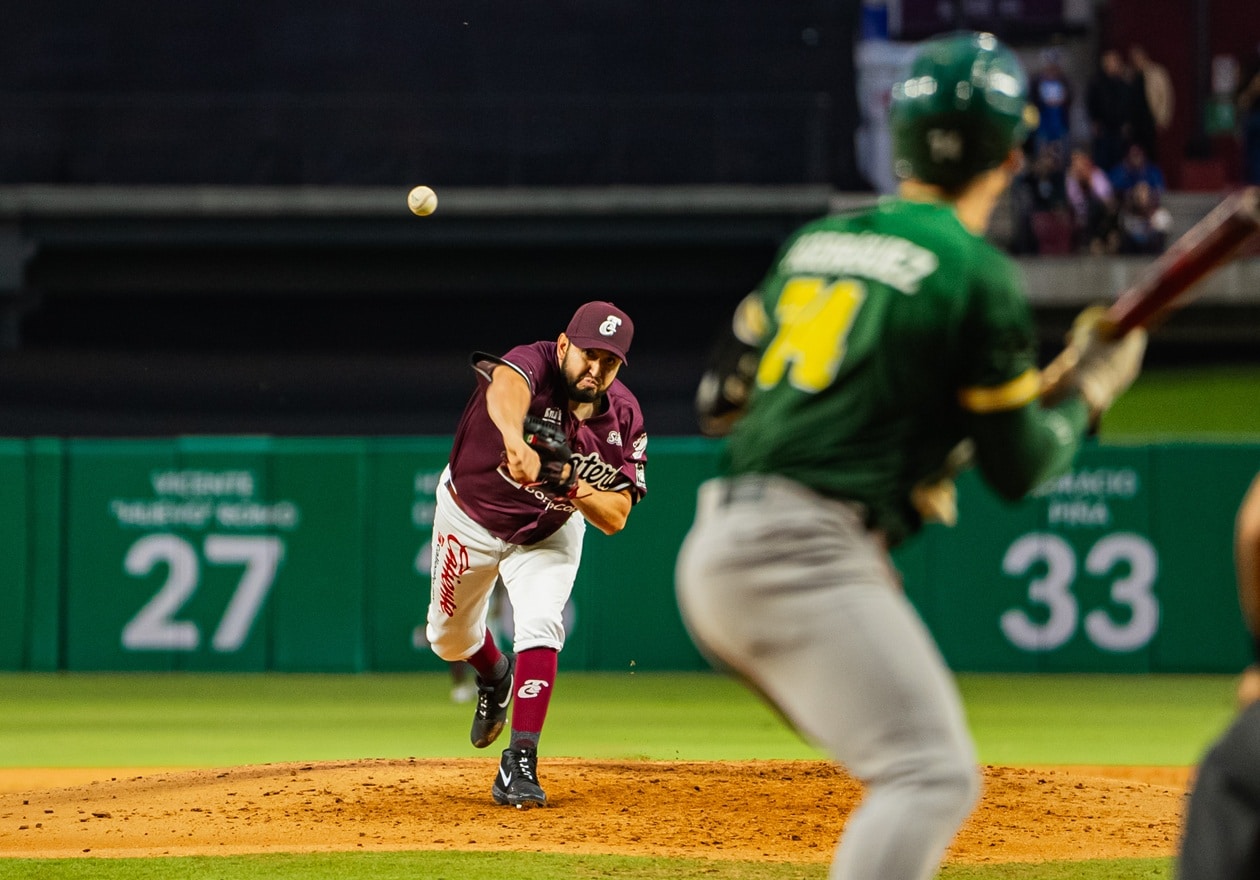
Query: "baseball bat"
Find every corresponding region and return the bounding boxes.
[1103,185,1260,337]
[1040,185,1260,404]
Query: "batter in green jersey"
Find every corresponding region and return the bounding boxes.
[726,198,1067,546]
[677,31,1147,880]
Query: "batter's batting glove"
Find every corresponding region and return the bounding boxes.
[911,477,958,527]
[1041,305,1147,421]
[910,440,974,527]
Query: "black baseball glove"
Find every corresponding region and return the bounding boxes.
[522,415,577,500]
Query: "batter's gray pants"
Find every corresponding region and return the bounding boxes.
[676,474,981,880]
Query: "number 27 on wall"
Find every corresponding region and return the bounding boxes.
[1000,532,1160,653]
[121,533,284,653]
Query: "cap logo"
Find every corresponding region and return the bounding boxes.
[598,316,622,336]
[927,128,963,161]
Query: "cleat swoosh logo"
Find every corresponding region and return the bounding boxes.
[497,694,511,709]
[499,766,512,787]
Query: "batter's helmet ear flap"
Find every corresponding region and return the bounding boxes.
[889,31,1032,189]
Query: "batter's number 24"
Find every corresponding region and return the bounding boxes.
[1000,531,1159,653]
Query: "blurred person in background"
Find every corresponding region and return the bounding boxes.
[1064,146,1119,253]
[1109,142,1166,199]
[447,580,509,703]
[1129,45,1173,161]
[1011,142,1073,255]
[1087,48,1142,174]
[677,31,1147,880]
[448,660,477,704]
[1238,65,1260,185]
[1178,471,1260,879]
[1030,48,1075,158]
[1115,180,1172,255]
[1124,45,1166,161]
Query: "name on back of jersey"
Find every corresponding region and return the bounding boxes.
[782,231,939,294]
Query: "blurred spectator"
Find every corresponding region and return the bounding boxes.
[1109,143,1165,198]
[1087,49,1142,173]
[1011,144,1073,255]
[1115,181,1172,255]
[444,579,510,703]
[1127,45,1168,161]
[1030,49,1074,157]
[1238,66,1260,185]
[1128,46,1174,160]
[1064,147,1118,254]
[449,661,477,703]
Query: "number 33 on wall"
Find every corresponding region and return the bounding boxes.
[999,532,1160,653]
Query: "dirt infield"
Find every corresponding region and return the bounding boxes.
[0,760,1190,864]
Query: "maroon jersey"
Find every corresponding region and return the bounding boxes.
[448,341,648,545]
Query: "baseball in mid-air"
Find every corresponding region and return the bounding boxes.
[407,185,438,216]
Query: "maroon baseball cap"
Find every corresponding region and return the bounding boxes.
[564,301,634,365]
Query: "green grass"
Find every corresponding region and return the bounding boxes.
[1100,364,1260,440]
[0,672,1237,769]
[0,852,830,880]
[0,671,820,767]
[941,861,1171,879]
[960,674,1236,766]
[0,853,1175,880]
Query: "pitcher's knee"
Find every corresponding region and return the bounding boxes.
[426,623,481,662]
[511,616,566,652]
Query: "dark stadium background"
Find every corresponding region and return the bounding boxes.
[0,1,1254,435]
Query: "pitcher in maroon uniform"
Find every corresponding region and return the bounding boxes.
[426,301,648,808]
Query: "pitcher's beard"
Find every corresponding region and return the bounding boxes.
[566,377,602,404]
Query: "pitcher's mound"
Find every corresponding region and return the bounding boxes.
[0,759,1189,863]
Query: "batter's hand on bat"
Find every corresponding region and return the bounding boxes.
[1041,305,1147,420]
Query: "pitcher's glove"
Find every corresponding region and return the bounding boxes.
[523,416,578,500]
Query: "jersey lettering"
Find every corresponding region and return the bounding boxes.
[781,231,938,294]
[572,451,625,491]
[435,532,470,616]
[757,277,866,393]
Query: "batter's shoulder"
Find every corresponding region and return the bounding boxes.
[965,234,1024,291]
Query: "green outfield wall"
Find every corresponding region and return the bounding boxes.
[3,437,1257,674]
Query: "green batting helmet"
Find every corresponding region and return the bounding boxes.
[889,31,1033,189]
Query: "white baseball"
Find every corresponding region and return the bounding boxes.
[407,185,438,216]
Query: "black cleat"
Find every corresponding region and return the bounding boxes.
[470,654,514,749]
[491,747,547,808]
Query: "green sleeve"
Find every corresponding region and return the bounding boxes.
[967,394,1091,501]
[957,252,1040,391]
[953,243,1092,500]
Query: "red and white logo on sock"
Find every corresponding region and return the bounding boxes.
[516,679,550,699]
